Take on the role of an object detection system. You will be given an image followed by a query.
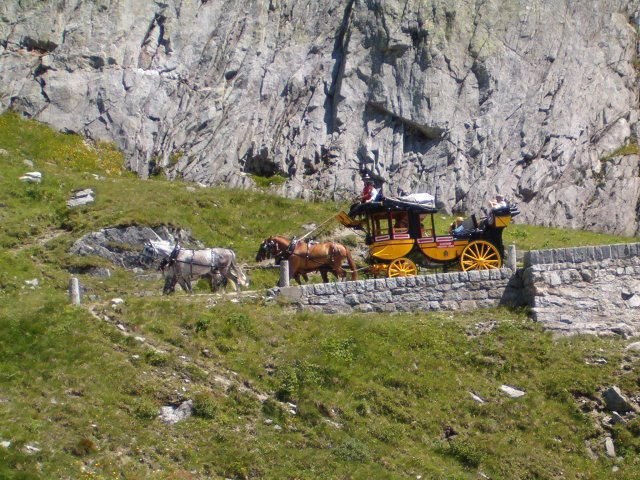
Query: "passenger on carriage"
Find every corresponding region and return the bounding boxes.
[490,194,508,210]
[361,179,379,203]
[449,217,465,235]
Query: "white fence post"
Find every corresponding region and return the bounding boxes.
[279,260,290,287]
[69,277,81,305]
[507,244,517,270]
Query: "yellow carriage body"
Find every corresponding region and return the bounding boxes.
[369,238,414,260]
[416,237,468,262]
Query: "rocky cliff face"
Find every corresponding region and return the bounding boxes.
[1,0,639,235]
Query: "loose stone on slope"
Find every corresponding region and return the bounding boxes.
[469,392,487,404]
[626,342,640,352]
[19,171,42,183]
[159,400,194,424]
[604,437,616,458]
[67,188,95,207]
[500,385,526,398]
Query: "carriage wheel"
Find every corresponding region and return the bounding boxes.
[388,258,418,277]
[460,240,502,271]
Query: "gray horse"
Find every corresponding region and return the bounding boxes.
[159,245,249,295]
[140,240,247,294]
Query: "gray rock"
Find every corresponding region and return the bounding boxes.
[69,225,198,269]
[610,411,626,425]
[1,0,639,235]
[67,188,95,207]
[626,342,640,352]
[611,324,634,338]
[19,171,42,183]
[0,149,8,156]
[68,266,111,278]
[159,400,193,425]
[469,392,486,404]
[604,437,616,458]
[500,385,526,398]
[22,159,34,167]
[23,444,41,454]
[602,386,633,414]
[0,440,10,448]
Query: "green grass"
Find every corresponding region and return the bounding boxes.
[250,173,288,188]
[0,111,639,479]
[1,293,638,479]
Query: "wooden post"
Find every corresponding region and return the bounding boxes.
[507,244,517,271]
[279,260,290,287]
[69,277,81,305]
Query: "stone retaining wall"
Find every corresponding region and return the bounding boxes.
[274,242,640,336]
[278,268,524,314]
[523,243,640,336]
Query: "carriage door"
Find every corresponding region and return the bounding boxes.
[418,214,435,240]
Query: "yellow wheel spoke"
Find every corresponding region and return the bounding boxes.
[388,258,417,277]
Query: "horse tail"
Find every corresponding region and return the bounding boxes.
[344,246,358,281]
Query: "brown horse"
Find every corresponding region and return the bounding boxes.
[256,236,357,285]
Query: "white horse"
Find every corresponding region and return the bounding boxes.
[140,240,248,294]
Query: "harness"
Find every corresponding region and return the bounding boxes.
[270,238,338,267]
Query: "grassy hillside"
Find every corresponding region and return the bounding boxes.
[0,112,639,479]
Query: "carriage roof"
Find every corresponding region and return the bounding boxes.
[348,196,439,218]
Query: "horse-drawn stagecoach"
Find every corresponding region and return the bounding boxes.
[337,193,519,278]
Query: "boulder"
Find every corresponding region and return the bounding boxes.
[69,225,200,269]
[626,342,640,352]
[602,386,634,414]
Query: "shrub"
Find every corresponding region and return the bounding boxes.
[194,317,211,333]
[144,349,169,366]
[444,439,484,468]
[275,360,327,401]
[193,392,218,419]
[333,437,370,462]
[132,398,158,420]
[224,312,254,336]
[321,336,356,363]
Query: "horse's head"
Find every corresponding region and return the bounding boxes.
[139,240,159,266]
[256,237,277,261]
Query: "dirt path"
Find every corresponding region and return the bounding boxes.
[15,228,67,252]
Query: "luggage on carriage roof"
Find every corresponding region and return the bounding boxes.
[347,194,438,219]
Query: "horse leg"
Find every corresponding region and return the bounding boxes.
[163,275,177,295]
[332,259,346,282]
[320,269,329,283]
[180,278,192,293]
[207,273,226,293]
